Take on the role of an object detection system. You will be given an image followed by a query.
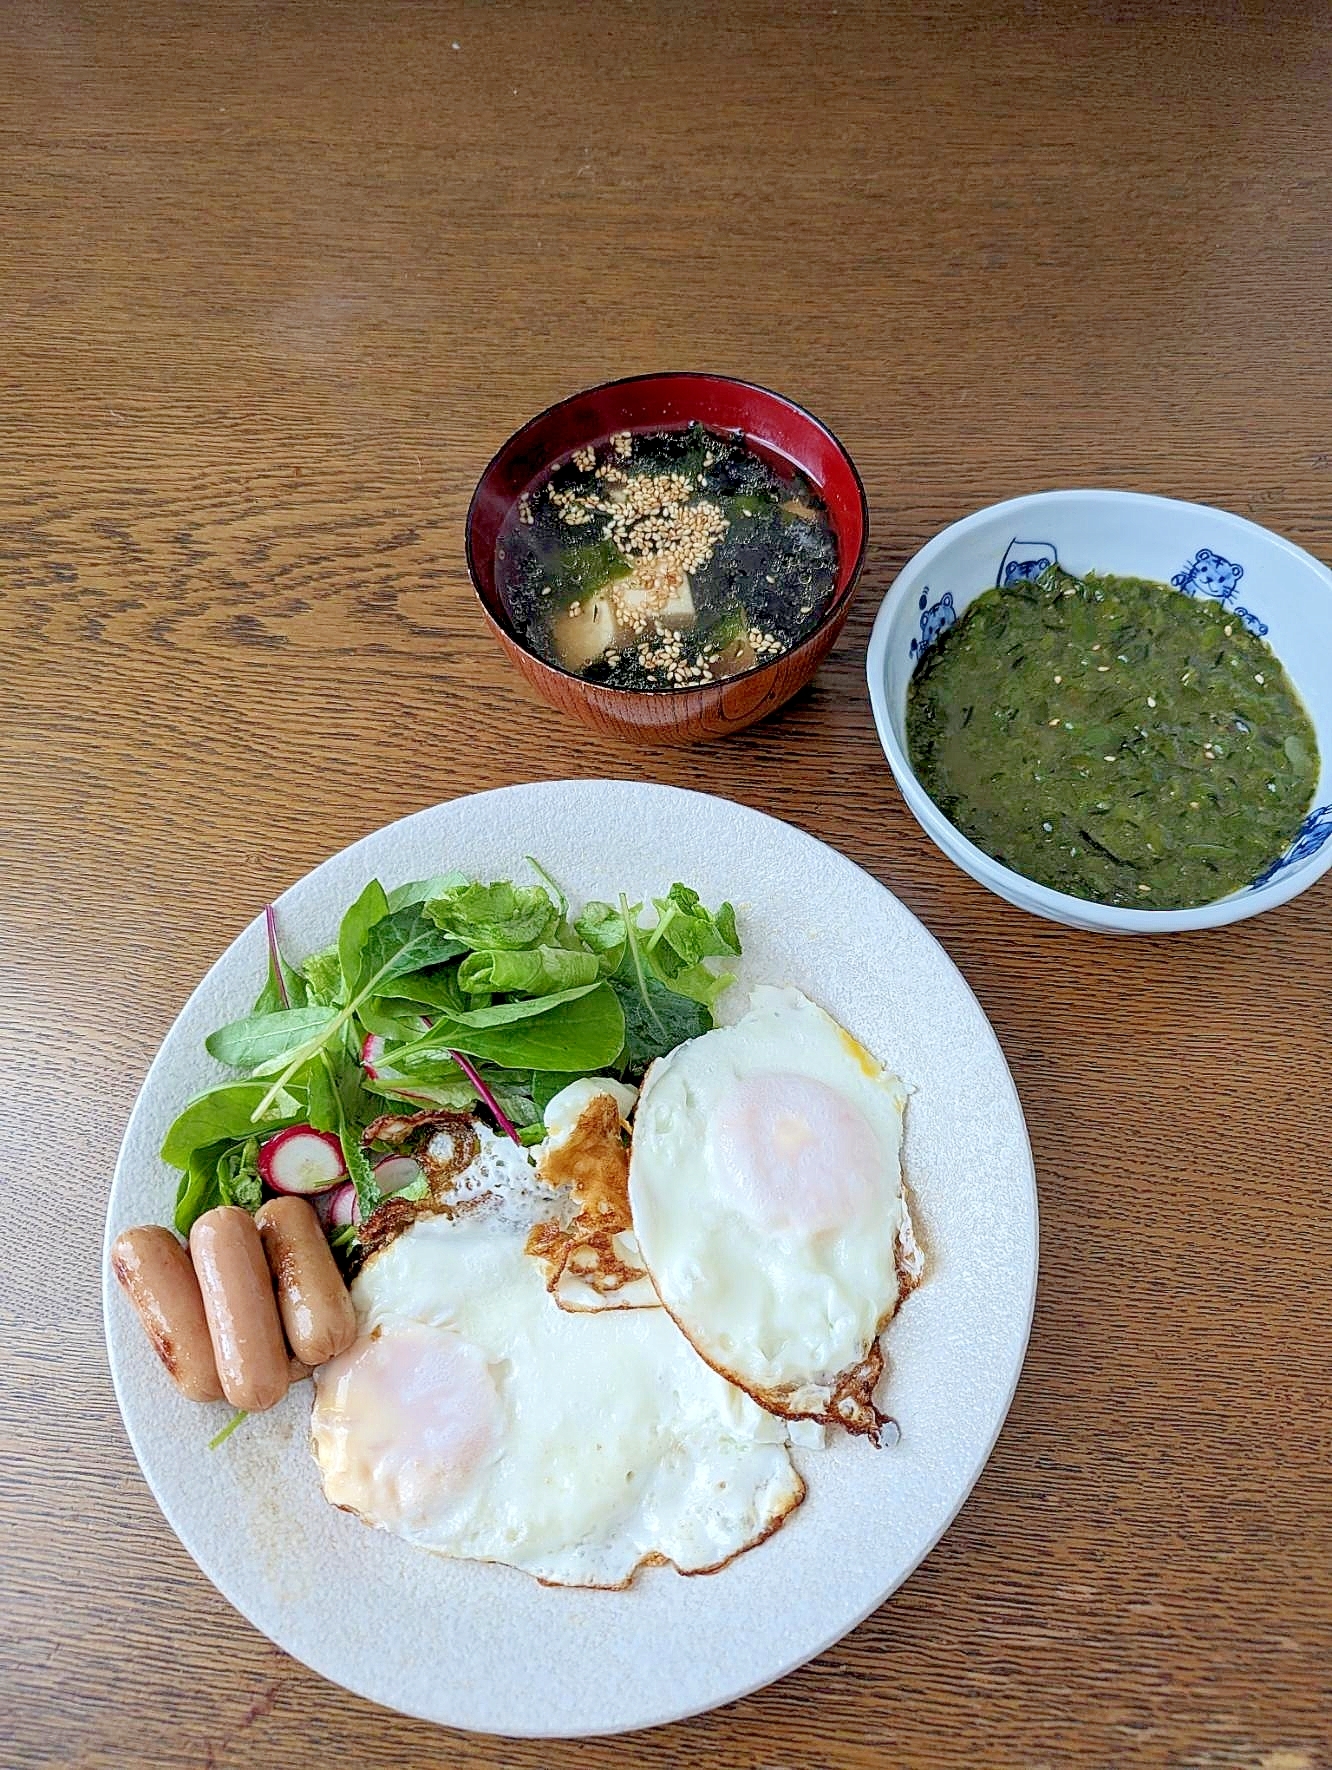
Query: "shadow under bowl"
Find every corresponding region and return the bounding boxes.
[465,373,868,744]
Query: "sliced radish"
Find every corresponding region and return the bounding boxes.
[323,1180,360,1227]
[360,1033,443,1109]
[372,1154,423,1196]
[258,1125,347,1196]
[361,1033,386,1079]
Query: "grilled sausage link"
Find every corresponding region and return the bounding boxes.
[111,1225,224,1402]
[255,1196,357,1367]
[189,1207,290,1412]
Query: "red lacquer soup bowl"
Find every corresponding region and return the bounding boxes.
[465,373,869,744]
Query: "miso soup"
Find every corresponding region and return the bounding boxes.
[495,423,839,690]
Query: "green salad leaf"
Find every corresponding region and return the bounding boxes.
[205,1006,341,1070]
[358,905,468,990]
[608,945,711,1076]
[654,959,736,1013]
[218,1139,262,1212]
[344,1128,380,1223]
[364,1056,539,1124]
[409,980,602,1031]
[162,1078,304,1169]
[457,946,601,997]
[530,1069,572,1117]
[254,950,307,1014]
[355,998,431,1043]
[375,968,468,1013]
[337,879,390,994]
[361,1066,464,1106]
[647,884,740,969]
[631,884,741,1014]
[387,983,625,1073]
[173,1140,228,1235]
[386,872,467,912]
[573,901,627,970]
[525,857,569,919]
[303,1049,339,1133]
[172,1135,263,1235]
[426,880,559,951]
[301,946,345,1006]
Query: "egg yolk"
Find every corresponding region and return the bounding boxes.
[707,1072,881,1232]
[317,1324,501,1528]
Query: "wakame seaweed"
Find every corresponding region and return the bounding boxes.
[495,423,838,691]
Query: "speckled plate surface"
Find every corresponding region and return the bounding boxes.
[103,781,1038,1738]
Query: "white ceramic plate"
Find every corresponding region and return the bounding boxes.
[103,781,1037,1738]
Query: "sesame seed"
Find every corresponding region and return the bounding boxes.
[1053,674,1062,684]
[1047,717,1060,727]
[1137,884,1151,894]
[1255,673,1265,684]
[1147,696,1156,708]
[1103,755,1116,762]
[1097,664,1110,672]
[1224,624,1233,636]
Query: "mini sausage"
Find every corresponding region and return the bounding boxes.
[189,1206,290,1412]
[111,1225,224,1403]
[255,1195,357,1367]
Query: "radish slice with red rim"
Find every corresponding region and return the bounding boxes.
[323,1180,359,1227]
[372,1154,423,1196]
[361,1033,385,1079]
[258,1125,347,1195]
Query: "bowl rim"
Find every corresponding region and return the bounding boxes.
[464,371,870,702]
[866,487,1332,933]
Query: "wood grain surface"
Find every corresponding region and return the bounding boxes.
[3,1,1330,1765]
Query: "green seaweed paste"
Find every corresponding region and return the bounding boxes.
[905,566,1319,908]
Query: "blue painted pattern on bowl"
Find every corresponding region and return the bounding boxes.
[869,490,1332,932]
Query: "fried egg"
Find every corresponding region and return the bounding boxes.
[627,986,921,1440]
[311,1126,804,1587]
[526,1077,658,1312]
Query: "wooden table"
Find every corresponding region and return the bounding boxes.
[5,2,1330,1764]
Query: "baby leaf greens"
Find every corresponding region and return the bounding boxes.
[456,947,602,996]
[427,880,560,951]
[381,983,624,1072]
[644,884,741,1012]
[205,1006,341,1070]
[160,865,741,1240]
[585,887,740,1067]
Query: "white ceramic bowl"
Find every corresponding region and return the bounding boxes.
[866,490,1332,932]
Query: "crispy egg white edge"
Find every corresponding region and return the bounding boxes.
[625,985,920,1416]
[311,1203,806,1593]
